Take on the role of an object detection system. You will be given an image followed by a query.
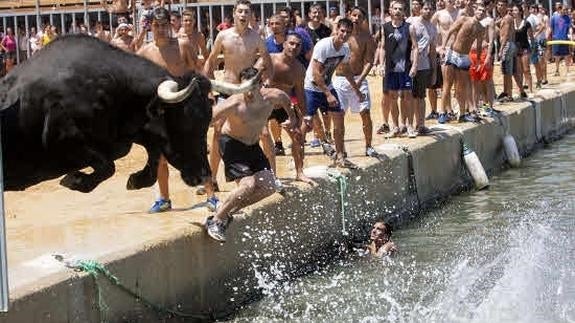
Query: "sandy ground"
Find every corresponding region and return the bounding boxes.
[3,62,571,290]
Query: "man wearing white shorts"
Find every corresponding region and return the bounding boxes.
[333,6,378,157]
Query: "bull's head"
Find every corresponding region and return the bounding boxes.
[156,70,262,103]
[151,72,260,188]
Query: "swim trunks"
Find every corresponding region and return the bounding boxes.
[428,54,443,89]
[445,48,472,70]
[412,69,432,98]
[469,48,493,82]
[501,41,518,76]
[304,88,343,117]
[384,72,412,91]
[333,75,371,113]
[219,134,270,182]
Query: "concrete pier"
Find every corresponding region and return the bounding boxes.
[1,78,574,322]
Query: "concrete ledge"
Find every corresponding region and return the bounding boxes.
[2,83,575,322]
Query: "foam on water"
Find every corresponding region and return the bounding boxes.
[229,134,575,323]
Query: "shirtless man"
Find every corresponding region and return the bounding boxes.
[365,221,398,257]
[179,10,209,71]
[496,0,517,101]
[432,0,460,122]
[110,23,134,52]
[205,67,297,242]
[138,8,202,213]
[203,0,273,196]
[267,32,315,185]
[440,3,486,123]
[470,0,496,113]
[333,7,379,157]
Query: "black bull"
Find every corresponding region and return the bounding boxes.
[0,35,212,193]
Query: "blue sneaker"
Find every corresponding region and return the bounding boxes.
[206,196,220,212]
[149,198,171,213]
[310,138,321,148]
[437,113,449,124]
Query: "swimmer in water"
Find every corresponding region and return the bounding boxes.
[365,221,398,257]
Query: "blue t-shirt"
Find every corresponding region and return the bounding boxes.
[551,13,571,40]
[265,28,313,66]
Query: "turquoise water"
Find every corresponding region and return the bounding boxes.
[229,133,575,322]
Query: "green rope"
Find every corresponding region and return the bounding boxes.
[57,256,213,321]
[327,169,349,236]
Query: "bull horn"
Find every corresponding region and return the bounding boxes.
[157,78,197,104]
[210,70,262,95]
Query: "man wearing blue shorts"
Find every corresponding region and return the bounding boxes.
[550,3,571,76]
[381,1,419,137]
[301,18,362,168]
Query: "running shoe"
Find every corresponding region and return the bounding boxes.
[205,216,227,242]
[425,111,439,120]
[365,146,379,157]
[322,142,336,158]
[310,138,321,148]
[386,127,401,138]
[437,113,449,124]
[149,198,172,213]
[274,142,286,156]
[335,158,358,169]
[406,126,417,138]
[447,111,457,120]
[206,196,220,212]
[520,91,528,99]
[459,113,477,123]
[416,125,431,135]
[376,124,390,134]
[554,71,560,77]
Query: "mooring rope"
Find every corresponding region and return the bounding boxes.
[327,168,349,236]
[54,255,213,321]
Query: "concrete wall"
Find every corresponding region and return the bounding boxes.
[2,85,575,322]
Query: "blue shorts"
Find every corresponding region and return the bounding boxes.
[552,44,570,57]
[304,88,343,116]
[384,72,412,91]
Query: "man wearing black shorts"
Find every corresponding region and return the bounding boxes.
[205,67,297,242]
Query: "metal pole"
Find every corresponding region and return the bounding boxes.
[220,4,224,25]
[50,13,54,26]
[25,15,30,58]
[368,0,372,33]
[60,13,65,34]
[84,0,90,31]
[72,13,76,32]
[209,5,214,47]
[14,17,19,65]
[259,2,264,27]
[196,6,201,33]
[0,125,10,313]
[36,0,41,30]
